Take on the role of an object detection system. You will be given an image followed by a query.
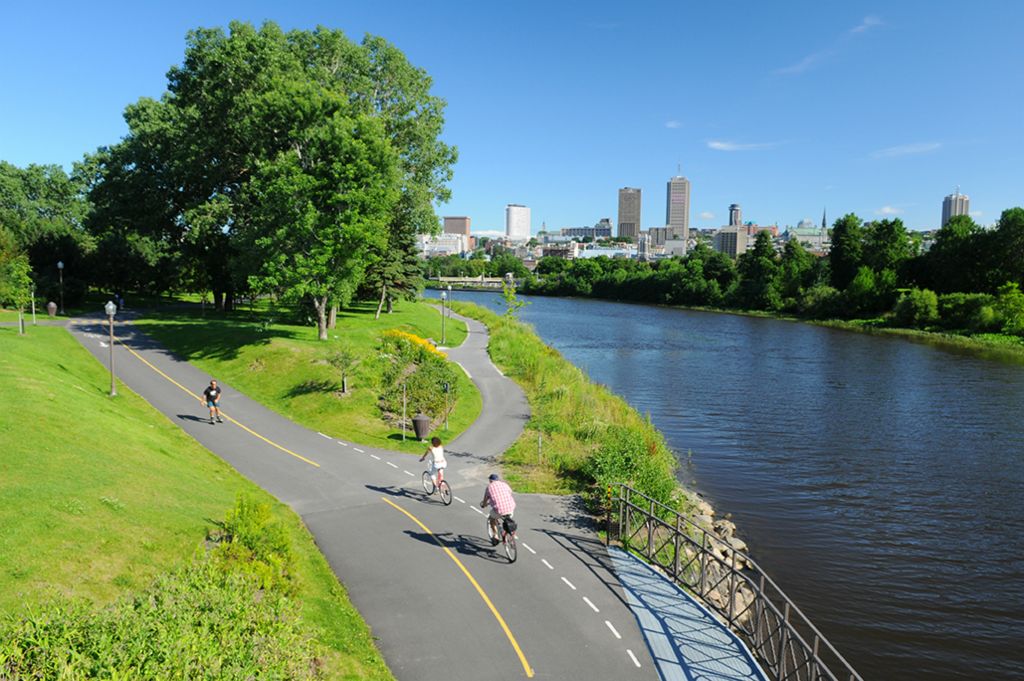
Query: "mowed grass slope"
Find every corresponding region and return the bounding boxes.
[0,326,392,680]
[134,300,479,454]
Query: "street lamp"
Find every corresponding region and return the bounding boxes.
[57,261,65,315]
[447,284,453,319]
[440,290,448,345]
[105,300,117,397]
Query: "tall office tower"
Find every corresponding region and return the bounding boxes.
[666,176,691,242]
[443,216,471,235]
[941,189,969,227]
[729,204,742,227]
[617,188,642,241]
[505,204,531,240]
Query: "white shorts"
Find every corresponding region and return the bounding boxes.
[429,461,447,475]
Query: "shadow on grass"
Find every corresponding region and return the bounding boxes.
[130,319,304,363]
[285,379,339,398]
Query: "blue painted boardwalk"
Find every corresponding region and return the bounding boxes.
[610,547,768,681]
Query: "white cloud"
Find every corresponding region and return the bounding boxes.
[875,205,903,215]
[850,15,883,33]
[699,211,715,220]
[774,49,835,76]
[707,139,784,151]
[870,142,942,159]
[665,120,681,129]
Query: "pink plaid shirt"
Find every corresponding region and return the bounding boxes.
[484,480,516,516]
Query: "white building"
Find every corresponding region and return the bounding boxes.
[417,233,468,258]
[505,204,531,241]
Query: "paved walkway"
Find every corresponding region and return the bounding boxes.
[62,310,765,681]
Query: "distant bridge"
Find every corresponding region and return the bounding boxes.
[433,275,509,289]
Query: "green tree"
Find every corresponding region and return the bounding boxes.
[241,111,400,340]
[991,208,1024,290]
[362,222,423,318]
[894,288,939,328]
[778,238,814,304]
[863,218,911,274]
[734,231,781,310]
[829,213,864,290]
[913,214,985,293]
[0,228,33,333]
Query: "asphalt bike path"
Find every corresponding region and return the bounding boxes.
[66,312,660,680]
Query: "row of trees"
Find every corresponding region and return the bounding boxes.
[1,22,451,339]
[520,208,1024,334]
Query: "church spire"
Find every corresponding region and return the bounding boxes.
[821,207,827,230]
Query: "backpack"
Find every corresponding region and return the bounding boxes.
[502,516,518,534]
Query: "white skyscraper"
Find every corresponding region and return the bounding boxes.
[941,189,969,227]
[666,176,691,243]
[505,204,531,241]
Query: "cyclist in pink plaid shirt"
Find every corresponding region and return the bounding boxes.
[481,473,516,539]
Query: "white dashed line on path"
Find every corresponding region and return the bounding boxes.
[583,596,600,613]
[471,506,484,514]
[454,496,466,504]
[521,542,536,554]
[561,577,577,590]
[541,559,554,570]
[403,470,415,477]
[353,448,365,453]
[387,462,399,469]
[605,621,621,640]
[317,432,331,439]
[626,650,641,668]
[370,454,381,460]
[336,441,348,447]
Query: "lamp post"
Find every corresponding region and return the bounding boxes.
[57,261,65,315]
[447,284,453,319]
[105,300,117,396]
[440,290,447,345]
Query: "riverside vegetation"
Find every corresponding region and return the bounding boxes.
[0,326,393,679]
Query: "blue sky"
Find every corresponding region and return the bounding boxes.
[2,1,1021,233]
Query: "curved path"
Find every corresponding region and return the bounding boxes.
[65,311,764,681]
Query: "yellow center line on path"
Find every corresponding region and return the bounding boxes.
[381,497,535,678]
[114,334,320,468]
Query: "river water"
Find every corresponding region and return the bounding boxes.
[454,290,1024,680]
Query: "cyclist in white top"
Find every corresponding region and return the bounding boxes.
[419,436,447,488]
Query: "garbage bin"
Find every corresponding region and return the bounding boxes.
[46,302,57,317]
[411,414,431,441]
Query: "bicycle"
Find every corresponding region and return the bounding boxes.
[487,514,517,563]
[421,470,452,505]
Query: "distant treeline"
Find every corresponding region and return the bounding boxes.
[430,210,1024,337]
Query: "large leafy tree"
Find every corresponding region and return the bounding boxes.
[85,21,455,320]
[829,213,864,290]
[991,208,1024,290]
[734,231,781,310]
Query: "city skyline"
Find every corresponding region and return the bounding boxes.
[2,2,1021,234]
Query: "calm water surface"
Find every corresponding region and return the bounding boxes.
[456,291,1024,680]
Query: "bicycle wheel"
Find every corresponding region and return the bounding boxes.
[504,532,518,563]
[437,479,452,505]
[487,517,500,546]
[421,471,435,496]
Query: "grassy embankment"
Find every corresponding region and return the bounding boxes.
[133,300,479,455]
[448,300,686,510]
[0,326,392,679]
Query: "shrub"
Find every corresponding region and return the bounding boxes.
[585,426,678,508]
[996,282,1024,336]
[938,292,999,332]
[894,288,939,328]
[798,284,843,318]
[379,329,459,426]
[212,493,294,591]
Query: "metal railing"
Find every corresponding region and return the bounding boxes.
[606,484,863,681]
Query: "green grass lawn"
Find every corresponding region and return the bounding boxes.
[0,326,392,680]
[133,299,480,454]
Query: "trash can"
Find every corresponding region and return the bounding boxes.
[411,414,431,441]
[47,302,57,317]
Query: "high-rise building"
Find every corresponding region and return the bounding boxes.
[729,204,742,227]
[666,176,691,243]
[941,189,969,227]
[443,216,471,236]
[505,204,531,240]
[714,226,747,259]
[617,188,642,241]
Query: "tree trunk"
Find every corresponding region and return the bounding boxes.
[386,295,393,314]
[328,303,338,329]
[375,284,386,320]
[213,289,224,311]
[224,286,235,312]
[314,296,329,340]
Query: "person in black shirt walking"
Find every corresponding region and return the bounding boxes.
[203,380,223,424]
